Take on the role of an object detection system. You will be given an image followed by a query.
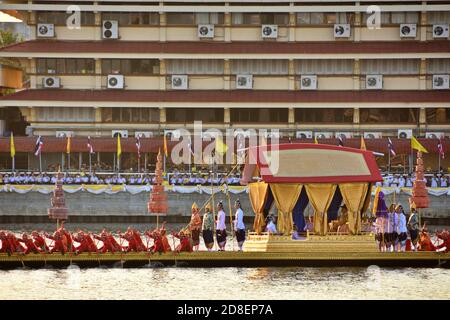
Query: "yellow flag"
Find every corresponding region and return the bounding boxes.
[66,136,71,154]
[215,136,228,155]
[117,135,122,157]
[360,136,367,150]
[314,136,318,144]
[411,136,428,153]
[10,133,15,158]
[163,133,168,157]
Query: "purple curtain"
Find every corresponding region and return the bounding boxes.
[327,186,343,221]
[293,187,309,232]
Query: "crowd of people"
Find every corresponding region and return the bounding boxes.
[375,173,449,188]
[0,172,242,186]
[0,199,247,255]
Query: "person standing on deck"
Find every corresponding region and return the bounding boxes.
[188,202,202,251]
[407,203,419,251]
[216,201,227,251]
[202,203,214,251]
[233,199,246,251]
[396,205,408,252]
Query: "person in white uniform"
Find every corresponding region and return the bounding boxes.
[215,201,227,251]
[233,199,246,251]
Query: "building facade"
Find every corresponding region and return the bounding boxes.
[0,0,449,171]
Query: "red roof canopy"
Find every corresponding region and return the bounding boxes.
[242,143,383,184]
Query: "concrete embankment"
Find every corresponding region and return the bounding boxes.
[0,192,448,225]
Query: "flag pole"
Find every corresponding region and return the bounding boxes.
[12,156,15,173]
[39,153,42,173]
[89,152,92,175]
[138,156,140,173]
[388,148,391,174]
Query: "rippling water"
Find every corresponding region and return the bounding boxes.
[1,223,449,300]
[1,266,449,300]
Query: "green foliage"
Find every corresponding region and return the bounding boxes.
[0,29,23,47]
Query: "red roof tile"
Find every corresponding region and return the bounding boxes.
[1,40,450,55]
[1,89,449,103]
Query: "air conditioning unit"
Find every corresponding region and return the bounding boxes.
[43,77,60,88]
[198,24,214,38]
[102,20,119,39]
[112,130,128,138]
[398,129,412,139]
[56,131,74,138]
[300,75,317,90]
[425,132,445,139]
[296,131,313,139]
[334,24,351,38]
[400,24,417,38]
[164,130,181,140]
[135,131,153,138]
[261,25,278,39]
[364,132,383,139]
[236,75,253,89]
[335,132,353,139]
[107,74,124,89]
[432,75,450,90]
[433,24,449,38]
[366,75,383,89]
[315,132,332,139]
[171,75,188,90]
[37,23,54,38]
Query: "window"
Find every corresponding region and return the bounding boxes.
[231,60,288,75]
[101,59,160,75]
[167,13,195,25]
[101,12,159,25]
[102,108,159,123]
[232,13,289,25]
[231,108,288,123]
[426,108,450,124]
[166,108,224,123]
[36,59,95,74]
[362,12,419,25]
[295,108,354,123]
[295,60,354,75]
[296,13,354,25]
[166,60,224,75]
[360,59,420,75]
[427,59,450,74]
[36,107,95,122]
[359,108,419,123]
[195,13,224,24]
[37,11,95,25]
[427,12,450,24]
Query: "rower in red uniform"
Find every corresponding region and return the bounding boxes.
[57,222,73,252]
[18,233,41,254]
[7,232,25,254]
[146,230,164,254]
[0,230,13,255]
[107,232,122,252]
[418,228,436,252]
[131,229,147,252]
[159,223,172,252]
[120,228,138,252]
[173,230,193,253]
[45,230,67,254]
[94,230,118,253]
[85,232,99,253]
[32,231,49,253]
[435,229,450,253]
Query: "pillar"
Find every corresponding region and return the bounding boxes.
[159,107,166,126]
[94,107,102,122]
[289,3,296,42]
[288,59,295,90]
[419,58,427,90]
[223,59,231,90]
[224,3,231,42]
[354,7,361,42]
[95,58,102,89]
[353,59,361,90]
[29,58,37,89]
[159,59,166,90]
[288,107,295,129]
[159,2,167,42]
[420,3,427,42]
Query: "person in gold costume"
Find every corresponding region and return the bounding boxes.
[188,202,202,251]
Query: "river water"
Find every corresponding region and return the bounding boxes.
[1,223,449,300]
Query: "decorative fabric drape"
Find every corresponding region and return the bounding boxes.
[361,183,373,215]
[305,184,337,235]
[327,187,343,222]
[292,188,309,232]
[248,182,270,234]
[339,183,370,235]
[270,184,303,235]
